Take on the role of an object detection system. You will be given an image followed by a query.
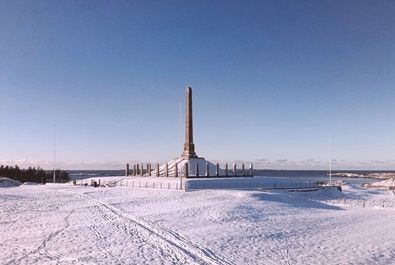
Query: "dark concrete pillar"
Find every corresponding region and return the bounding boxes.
[125,163,129,176]
[195,162,199,177]
[185,162,189,178]
[183,87,197,158]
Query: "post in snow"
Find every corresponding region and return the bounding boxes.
[196,162,199,177]
[125,163,129,176]
[185,162,189,178]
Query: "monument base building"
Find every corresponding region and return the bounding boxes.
[150,157,225,178]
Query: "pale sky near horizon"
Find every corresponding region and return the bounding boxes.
[1,1,395,170]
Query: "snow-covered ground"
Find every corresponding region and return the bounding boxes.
[1,182,395,265]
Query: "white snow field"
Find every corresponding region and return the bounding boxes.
[1,182,395,265]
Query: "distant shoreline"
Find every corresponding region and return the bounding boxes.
[331,172,395,180]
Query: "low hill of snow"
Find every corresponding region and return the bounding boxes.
[21,182,42,186]
[0,177,21,187]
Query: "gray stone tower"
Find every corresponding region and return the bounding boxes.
[183,87,197,158]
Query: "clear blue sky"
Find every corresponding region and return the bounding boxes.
[1,0,395,170]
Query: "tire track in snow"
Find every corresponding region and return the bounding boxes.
[78,192,234,265]
[76,195,188,264]
[80,194,196,264]
[146,220,232,264]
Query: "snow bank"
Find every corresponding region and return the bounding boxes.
[325,184,395,209]
[0,177,21,187]
[21,182,41,186]
[363,178,395,189]
[292,187,344,201]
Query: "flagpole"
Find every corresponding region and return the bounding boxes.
[53,125,56,183]
[329,135,332,184]
[179,101,182,156]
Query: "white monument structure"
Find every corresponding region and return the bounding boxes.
[151,87,225,177]
[126,87,253,178]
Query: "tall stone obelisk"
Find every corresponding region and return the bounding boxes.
[183,87,197,158]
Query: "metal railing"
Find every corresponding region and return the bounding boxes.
[74,178,341,193]
[74,178,185,191]
[185,181,340,191]
[125,162,254,178]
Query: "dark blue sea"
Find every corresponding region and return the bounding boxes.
[67,169,386,185]
[67,170,124,180]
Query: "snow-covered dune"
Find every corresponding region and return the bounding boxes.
[0,177,21,187]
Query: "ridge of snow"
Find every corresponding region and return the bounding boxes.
[0,177,21,187]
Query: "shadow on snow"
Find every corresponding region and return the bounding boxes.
[251,192,343,210]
